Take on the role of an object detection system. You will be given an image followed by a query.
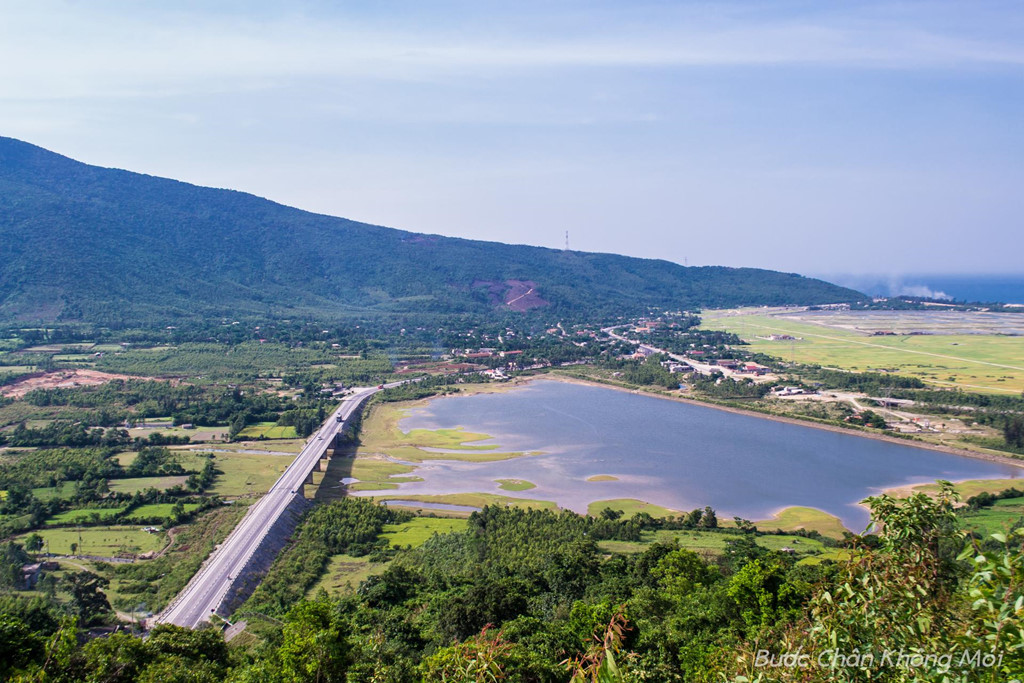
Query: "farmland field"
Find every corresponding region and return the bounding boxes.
[959,497,1024,536]
[19,526,166,555]
[107,476,190,494]
[701,309,1024,393]
[236,422,299,439]
[380,517,468,548]
[47,507,127,525]
[752,506,848,538]
[31,482,78,501]
[598,528,828,558]
[125,503,201,522]
[207,451,290,497]
[307,554,388,598]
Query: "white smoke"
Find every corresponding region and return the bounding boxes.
[887,278,952,301]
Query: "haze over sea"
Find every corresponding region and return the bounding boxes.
[825,274,1024,305]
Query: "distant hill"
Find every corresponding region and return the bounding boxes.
[0,137,863,324]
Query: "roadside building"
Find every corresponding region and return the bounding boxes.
[20,563,42,590]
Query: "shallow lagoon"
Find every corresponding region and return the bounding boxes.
[378,379,1021,530]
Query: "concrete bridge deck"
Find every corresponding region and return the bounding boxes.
[155,384,387,628]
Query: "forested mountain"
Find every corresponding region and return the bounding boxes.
[0,137,863,324]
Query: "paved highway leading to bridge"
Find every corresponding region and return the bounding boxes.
[156,383,395,628]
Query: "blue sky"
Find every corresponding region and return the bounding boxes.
[2,1,1022,276]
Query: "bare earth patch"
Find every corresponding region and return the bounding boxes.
[0,369,144,398]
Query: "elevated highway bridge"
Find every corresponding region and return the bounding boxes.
[156,383,397,628]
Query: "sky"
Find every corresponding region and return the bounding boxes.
[1,0,1022,278]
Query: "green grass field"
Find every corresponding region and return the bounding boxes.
[47,507,127,525]
[0,365,36,374]
[114,452,138,467]
[31,482,78,501]
[208,451,291,497]
[960,497,1024,536]
[236,422,299,439]
[896,478,1024,500]
[701,311,1024,394]
[191,439,306,454]
[798,549,855,566]
[582,499,849,538]
[587,498,682,518]
[372,492,558,512]
[357,402,529,463]
[495,479,536,491]
[124,503,202,522]
[753,506,848,538]
[107,476,190,495]
[307,554,388,598]
[381,517,469,548]
[598,528,828,557]
[19,526,166,555]
[347,457,420,492]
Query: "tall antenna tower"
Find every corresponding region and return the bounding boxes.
[564,230,569,251]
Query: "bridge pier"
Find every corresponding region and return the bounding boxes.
[155,386,384,629]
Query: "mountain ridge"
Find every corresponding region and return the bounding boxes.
[0,136,864,324]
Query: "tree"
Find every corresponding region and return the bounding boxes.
[698,506,717,529]
[563,610,635,683]
[24,534,43,553]
[651,549,718,599]
[145,624,230,666]
[1004,414,1024,448]
[726,557,799,633]
[64,571,112,624]
[726,481,964,681]
[957,528,1024,680]
[81,632,147,683]
[0,616,45,680]
[420,626,516,682]
[276,598,349,682]
[0,542,31,589]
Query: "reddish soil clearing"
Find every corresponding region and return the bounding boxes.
[503,280,548,311]
[1,369,144,398]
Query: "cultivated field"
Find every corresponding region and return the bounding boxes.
[702,309,1024,393]
[236,422,299,439]
[125,503,201,522]
[598,528,829,557]
[206,451,291,497]
[307,554,388,598]
[107,476,190,495]
[46,507,127,525]
[381,517,469,548]
[20,526,166,556]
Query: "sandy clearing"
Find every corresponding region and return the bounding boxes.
[0,369,150,398]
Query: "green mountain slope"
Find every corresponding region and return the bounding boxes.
[0,137,863,324]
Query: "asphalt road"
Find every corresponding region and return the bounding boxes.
[601,325,737,377]
[155,384,389,628]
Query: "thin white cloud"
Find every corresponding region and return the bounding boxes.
[1,4,1023,101]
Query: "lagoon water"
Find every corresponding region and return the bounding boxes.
[382,380,1020,530]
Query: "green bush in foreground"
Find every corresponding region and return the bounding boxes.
[4,487,1024,681]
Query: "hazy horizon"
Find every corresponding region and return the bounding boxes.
[2,1,1022,276]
